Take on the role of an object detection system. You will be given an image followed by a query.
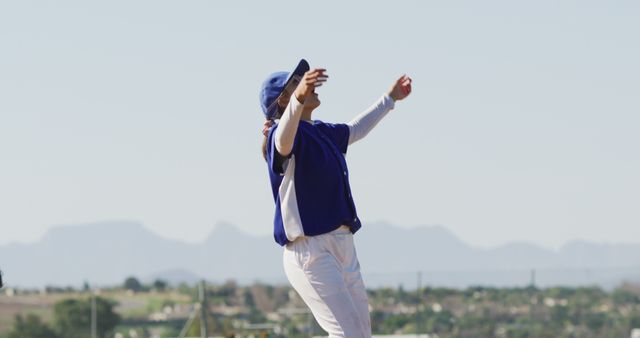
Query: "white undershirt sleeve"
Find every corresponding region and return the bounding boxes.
[347,94,395,145]
[274,95,305,156]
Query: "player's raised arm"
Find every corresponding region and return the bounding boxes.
[347,75,413,145]
[275,68,328,156]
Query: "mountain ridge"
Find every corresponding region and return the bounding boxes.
[1,220,639,289]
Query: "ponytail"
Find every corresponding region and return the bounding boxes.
[261,134,268,161]
[261,119,274,161]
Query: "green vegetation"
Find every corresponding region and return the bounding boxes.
[5,314,59,338]
[54,297,119,338]
[1,279,639,338]
[2,297,118,338]
[124,277,143,293]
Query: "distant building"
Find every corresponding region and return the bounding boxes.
[630,328,640,338]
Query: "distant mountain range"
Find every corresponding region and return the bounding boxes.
[1,221,639,289]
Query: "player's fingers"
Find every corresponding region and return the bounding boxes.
[306,76,328,85]
[305,76,328,85]
[307,68,327,76]
[306,79,327,87]
[308,72,328,79]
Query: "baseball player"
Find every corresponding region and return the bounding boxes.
[260,59,412,338]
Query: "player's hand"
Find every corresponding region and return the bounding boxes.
[387,75,412,101]
[294,68,328,103]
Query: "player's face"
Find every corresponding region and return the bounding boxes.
[276,88,320,113]
[276,91,292,111]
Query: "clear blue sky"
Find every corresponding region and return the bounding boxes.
[1,0,638,248]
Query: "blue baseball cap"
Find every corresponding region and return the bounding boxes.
[259,59,310,120]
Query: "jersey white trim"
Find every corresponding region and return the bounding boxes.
[278,154,304,241]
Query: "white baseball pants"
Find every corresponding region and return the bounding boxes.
[283,225,371,338]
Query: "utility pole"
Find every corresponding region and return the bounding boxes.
[530,269,536,288]
[416,271,422,336]
[528,269,536,338]
[179,281,210,338]
[91,288,97,338]
[199,280,208,338]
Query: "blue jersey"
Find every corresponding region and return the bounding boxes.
[266,120,361,246]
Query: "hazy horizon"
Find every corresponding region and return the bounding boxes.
[3,219,639,289]
[3,219,640,252]
[1,1,639,249]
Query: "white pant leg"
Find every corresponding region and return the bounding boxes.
[283,229,371,338]
[334,231,371,337]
